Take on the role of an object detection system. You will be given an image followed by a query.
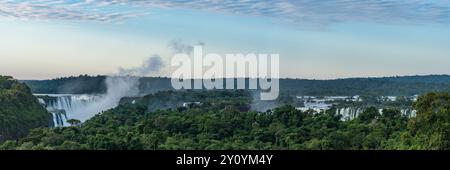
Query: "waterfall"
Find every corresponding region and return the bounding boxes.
[36,94,104,127]
[34,77,140,127]
[400,108,417,118]
[336,107,417,121]
[51,112,68,127]
[336,107,361,121]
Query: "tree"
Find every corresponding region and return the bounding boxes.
[0,76,53,142]
[381,108,401,120]
[67,119,82,127]
[408,92,450,149]
[0,140,17,150]
[358,107,380,123]
[3,90,449,150]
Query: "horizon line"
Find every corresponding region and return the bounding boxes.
[17,74,450,81]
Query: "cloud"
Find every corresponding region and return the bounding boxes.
[0,0,145,22]
[118,55,165,76]
[1,0,449,25]
[168,39,205,54]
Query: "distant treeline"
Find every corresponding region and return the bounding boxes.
[22,75,450,96]
[21,75,107,94]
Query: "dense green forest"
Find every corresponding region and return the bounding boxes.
[22,75,107,94]
[22,75,450,96]
[0,76,53,142]
[1,90,449,150]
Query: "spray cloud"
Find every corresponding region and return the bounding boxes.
[70,55,165,123]
[118,55,165,76]
[70,40,204,122]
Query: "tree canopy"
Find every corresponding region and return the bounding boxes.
[2,89,449,150]
[0,76,53,143]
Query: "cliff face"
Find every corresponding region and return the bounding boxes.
[0,76,53,142]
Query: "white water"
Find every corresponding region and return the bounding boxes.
[335,107,417,121]
[35,76,140,127]
[335,107,364,121]
[36,94,104,127]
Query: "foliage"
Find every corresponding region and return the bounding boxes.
[67,119,82,127]
[0,76,53,142]
[2,89,448,150]
[22,75,450,96]
[22,75,107,94]
[5,74,450,150]
[407,92,450,149]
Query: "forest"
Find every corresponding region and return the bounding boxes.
[0,76,53,142]
[1,89,449,150]
[23,75,450,96]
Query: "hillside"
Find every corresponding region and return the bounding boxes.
[0,76,53,142]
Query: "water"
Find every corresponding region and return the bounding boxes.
[296,102,333,113]
[335,107,417,121]
[335,107,364,121]
[35,94,105,127]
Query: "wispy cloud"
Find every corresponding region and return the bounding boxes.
[168,39,205,54]
[1,0,449,25]
[0,0,145,22]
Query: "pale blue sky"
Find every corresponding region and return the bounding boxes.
[1,0,450,80]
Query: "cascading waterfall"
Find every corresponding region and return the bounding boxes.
[335,107,364,121]
[335,107,417,121]
[35,77,140,128]
[400,108,417,118]
[51,112,68,127]
[36,94,104,127]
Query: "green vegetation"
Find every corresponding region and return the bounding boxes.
[22,75,107,94]
[406,93,450,149]
[22,75,450,96]
[279,75,450,96]
[0,76,53,142]
[2,90,449,150]
[66,119,81,127]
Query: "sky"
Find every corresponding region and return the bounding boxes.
[1,0,450,80]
